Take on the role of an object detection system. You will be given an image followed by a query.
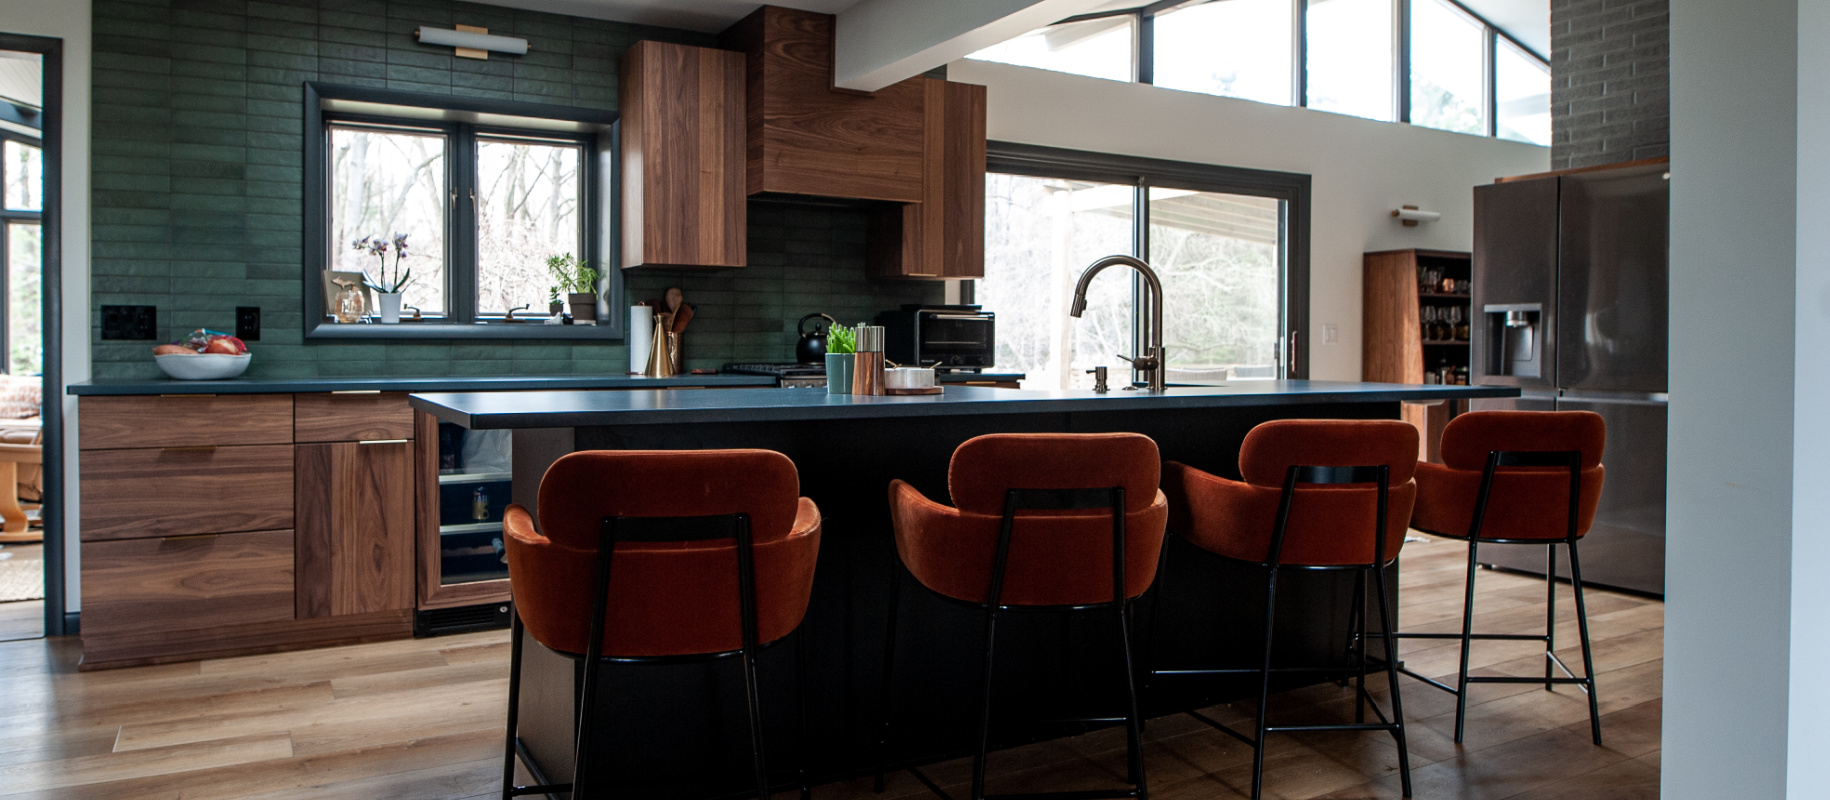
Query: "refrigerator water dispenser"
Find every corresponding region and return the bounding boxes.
[1483,303,1541,378]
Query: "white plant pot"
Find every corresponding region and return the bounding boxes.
[378,292,403,324]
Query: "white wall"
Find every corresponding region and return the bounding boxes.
[948,59,1551,381]
[0,0,90,615]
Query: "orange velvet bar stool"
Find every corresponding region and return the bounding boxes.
[499,449,822,800]
[1155,419,1419,800]
[876,433,1168,800]
[1398,410,1606,745]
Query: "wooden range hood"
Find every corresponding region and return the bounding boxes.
[719,5,986,279]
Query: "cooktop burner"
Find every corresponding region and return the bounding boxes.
[721,362,825,378]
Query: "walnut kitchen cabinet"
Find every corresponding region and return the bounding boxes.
[294,439,415,618]
[869,79,987,280]
[620,40,747,269]
[1363,249,1473,462]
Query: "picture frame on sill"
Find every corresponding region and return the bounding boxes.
[321,270,372,323]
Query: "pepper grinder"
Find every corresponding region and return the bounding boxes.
[852,324,886,396]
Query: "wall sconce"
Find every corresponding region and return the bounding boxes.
[415,25,529,60]
[1391,205,1441,227]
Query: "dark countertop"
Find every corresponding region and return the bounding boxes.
[410,381,1516,429]
[66,374,778,396]
[65,371,1027,396]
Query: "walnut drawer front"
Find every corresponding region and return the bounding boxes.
[80,444,295,541]
[81,530,296,637]
[294,392,415,443]
[80,395,293,450]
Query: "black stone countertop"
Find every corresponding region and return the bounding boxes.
[410,381,1517,430]
[65,371,1028,396]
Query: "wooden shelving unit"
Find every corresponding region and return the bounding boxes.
[1363,248,1473,462]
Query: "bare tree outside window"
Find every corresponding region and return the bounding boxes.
[476,138,582,316]
[978,174,1134,390]
[7,222,38,375]
[1149,189,1281,380]
[329,126,447,315]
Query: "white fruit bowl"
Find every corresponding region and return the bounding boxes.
[155,353,252,381]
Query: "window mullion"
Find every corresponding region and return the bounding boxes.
[1137,10,1154,84]
[451,125,477,324]
[1485,26,1498,137]
[1295,0,1308,106]
[1396,0,1411,124]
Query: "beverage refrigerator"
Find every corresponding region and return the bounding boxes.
[1469,160,1669,596]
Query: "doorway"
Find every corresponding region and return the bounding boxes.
[0,36,58,642]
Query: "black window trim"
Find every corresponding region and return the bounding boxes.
[985,141,1312,379]
[302,82,624,340]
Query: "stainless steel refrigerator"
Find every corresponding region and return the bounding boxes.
[1469,160,1669,596]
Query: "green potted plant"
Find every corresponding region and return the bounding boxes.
[547,285,562,317]
[825,324,856,395]
[355,233,412,323]
[546,253,599,324]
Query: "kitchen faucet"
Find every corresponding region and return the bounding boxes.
[1069,254,1167,393]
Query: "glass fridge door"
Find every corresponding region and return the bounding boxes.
[436,423,512,585]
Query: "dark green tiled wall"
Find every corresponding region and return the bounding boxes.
[90,0,940,379]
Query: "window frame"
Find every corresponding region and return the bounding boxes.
[0,129,43,374]
[982,141,1312,380]
[302,82,622,340]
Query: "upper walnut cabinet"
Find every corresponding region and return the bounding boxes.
[620,41,747,269]
[869,79,987,279]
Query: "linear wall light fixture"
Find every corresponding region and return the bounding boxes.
[415,25,529,59]
[1391,205,1441,227]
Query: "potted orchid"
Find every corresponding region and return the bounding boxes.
[354,233,413,323]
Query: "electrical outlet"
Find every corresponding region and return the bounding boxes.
[235,306,261,341]
[1323,323,1339,345]
[100,305,157,340]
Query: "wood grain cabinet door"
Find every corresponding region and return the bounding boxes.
[295,440,415,618]
[621,40,747,269]
[82,530,296,637]
[294,392,415,443]
[80,445,295,541]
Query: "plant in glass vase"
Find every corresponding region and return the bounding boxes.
[546,253,599,324]
[356,233,413,323]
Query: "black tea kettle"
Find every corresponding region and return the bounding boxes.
[797,313,838,363]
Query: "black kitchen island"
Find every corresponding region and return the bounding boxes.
[409,381,1514,798]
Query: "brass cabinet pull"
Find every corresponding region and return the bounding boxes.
[159,394,217,398]
[160,445,219,453]
[357,439,410,446]
[161,533,219,541]
[330,390,382,395]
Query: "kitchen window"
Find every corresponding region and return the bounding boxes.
[0,134,40,374]
[976,144,1309,389]
[303,83,619,339]
[966,0,1548,142]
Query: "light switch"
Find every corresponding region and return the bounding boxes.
[1323,323,1339,345]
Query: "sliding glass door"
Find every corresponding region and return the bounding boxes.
[978,145,1307,389]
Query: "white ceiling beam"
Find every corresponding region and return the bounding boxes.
[834,0,1111,92]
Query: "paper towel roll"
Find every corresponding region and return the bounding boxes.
[628,306,654,374]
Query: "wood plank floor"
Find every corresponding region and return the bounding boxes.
[0,535,1661,799]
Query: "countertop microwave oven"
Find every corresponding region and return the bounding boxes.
[876,305,994,371]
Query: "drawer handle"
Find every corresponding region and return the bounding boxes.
[159,394,217,398]
[331,390,383,395]
[161,533,218,542]
[161,445,219,453]
[358,439,410,446]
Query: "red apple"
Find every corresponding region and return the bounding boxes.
[204,338,243,355]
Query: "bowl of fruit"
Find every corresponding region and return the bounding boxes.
[153,329,252,380]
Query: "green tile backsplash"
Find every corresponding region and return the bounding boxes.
[90,0,941,379]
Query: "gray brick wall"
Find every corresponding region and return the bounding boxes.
[90,0,939,379]
[1550,0,1669,169]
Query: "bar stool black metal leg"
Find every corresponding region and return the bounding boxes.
[873,567,903,794]
[971,604,1002,800]
[1453,539,1480,744]
[1142,535,1172,697]
[1545,544,1557,692]
[739,640,773,800]
[1567,539,1603,745]
[1250,566,1279,800]
[1371,561,1413,798]
[797,627,814,800]
[1116,599,1148,799]
[501,612,525,800]
[1354,569,1368,723]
